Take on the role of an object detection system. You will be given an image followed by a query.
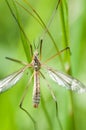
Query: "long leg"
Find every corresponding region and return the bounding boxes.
[17,0,59,52]
[43,46,70,64]
[6,0,32,62]
[5,57,27,65]
[40,72,63,130]
[41,0,61,40]
[19,73,37,130]
[39,0,61,59]
[16,0,67,69]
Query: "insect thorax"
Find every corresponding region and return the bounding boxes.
[31,55,41,71]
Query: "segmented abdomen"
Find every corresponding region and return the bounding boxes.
[32,71,40,108]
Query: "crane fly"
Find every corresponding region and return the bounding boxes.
[0,46,86,98]
[0,46,86,130]
[1,0,86,130]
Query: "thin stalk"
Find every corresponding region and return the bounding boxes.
[59,0,71,66]
[6,0,32,62]
[60,1,75,130]
[69,92,76,130]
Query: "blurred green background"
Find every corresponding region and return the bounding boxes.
[0,0,86,130]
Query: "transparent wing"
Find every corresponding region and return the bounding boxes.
[47,68,86,93]
[0,66,27,93]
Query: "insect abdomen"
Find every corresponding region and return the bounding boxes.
[32,71,40,108]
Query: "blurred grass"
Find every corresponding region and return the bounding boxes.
[0,0,86,130]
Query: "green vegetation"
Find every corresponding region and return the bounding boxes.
[0,0,86,130]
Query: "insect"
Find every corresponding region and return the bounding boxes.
[0,0,86,130]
